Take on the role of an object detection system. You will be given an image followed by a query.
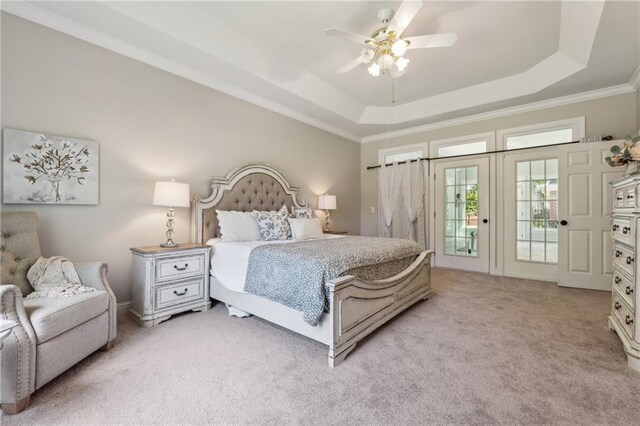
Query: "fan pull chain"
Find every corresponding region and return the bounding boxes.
[392,81,396,104]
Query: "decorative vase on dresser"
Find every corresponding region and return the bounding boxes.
[609,173,640,371]
[130,243,212,327]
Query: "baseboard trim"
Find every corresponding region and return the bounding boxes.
[117,301,132,318]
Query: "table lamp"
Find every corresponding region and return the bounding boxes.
[318,194,337,232]
[153,180,190,247]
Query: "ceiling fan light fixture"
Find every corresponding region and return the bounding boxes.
[378,53,394,70]
[391,39,408,57]
[361,48,374,64]
[368,63,381,77]
[396,57,410,72]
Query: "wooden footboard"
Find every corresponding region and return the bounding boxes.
[326,250,434,367]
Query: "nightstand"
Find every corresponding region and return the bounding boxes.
[324,230,348,235]
[130,243,211,327]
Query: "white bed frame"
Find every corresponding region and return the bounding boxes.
[192,163,434,367]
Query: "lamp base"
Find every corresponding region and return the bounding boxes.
[160,241,179,248]
[324,209,331,232]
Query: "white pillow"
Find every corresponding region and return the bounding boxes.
[216,210,261,241]
[288,218,323,240]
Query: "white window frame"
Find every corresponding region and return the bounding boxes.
[378,143,428,165]
[429,132,496,159]
[496,117,585,151]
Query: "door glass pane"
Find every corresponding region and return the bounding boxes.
[437,141,486,158]
[443,166,479,257]
[515,158,558,264]
[385,150,422,163]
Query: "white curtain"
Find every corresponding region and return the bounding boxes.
[378,163,402,237]
[377,160,425,243]
[399,161,425,241]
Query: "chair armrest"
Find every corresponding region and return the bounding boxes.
[0,285,36,405]
[75,262,117,343]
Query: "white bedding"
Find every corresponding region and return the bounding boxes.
[206,234,342,293]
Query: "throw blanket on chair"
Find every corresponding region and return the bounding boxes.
[244,236,423,326]
[26,256,95,299]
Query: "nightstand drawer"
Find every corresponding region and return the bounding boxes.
[156,278,204,310]
[156,254,205,282]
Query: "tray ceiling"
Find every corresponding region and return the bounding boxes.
[3,1,639,142]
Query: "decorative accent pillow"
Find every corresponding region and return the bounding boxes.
[252,205,291,241]
[216,210,262,241]
[291,206,316,219]
[288,218,323,240]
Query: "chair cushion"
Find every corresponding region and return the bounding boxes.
[23,291,109,344]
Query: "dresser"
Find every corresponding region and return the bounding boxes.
[609,175,640,371]
[130,243,211,327]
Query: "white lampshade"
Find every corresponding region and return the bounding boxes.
[318,194,337,210]
[153,181,190,208]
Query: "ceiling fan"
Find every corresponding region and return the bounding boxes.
[326,0,457,78]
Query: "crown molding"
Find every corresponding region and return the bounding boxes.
[360,84,635,143]
[630,65,640,91]
[0,3,362,143]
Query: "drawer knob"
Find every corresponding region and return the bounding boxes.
[617,196,623,201]
[626,256,634,265]
[615,250,622,257]
[615,276,622,284]
[173,263,189,271]
[625,315,634,325]
[613,224,619,231]
[615,301,622,310]
[626,286,634,295]
[623,226,630,234]
[628,195,634,200]
[173,288,189,296]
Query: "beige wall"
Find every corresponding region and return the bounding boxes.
[1,14,361,303]
[361,92,638,237]
[637,88,640,132]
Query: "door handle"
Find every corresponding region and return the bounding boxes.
[482,219,488,224]
[560,220,568,226]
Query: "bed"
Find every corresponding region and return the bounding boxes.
[191,163,434,366]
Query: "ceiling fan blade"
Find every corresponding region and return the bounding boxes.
[387,0,424,36]
[406,32,458,49]
[336,56,365,74]
[325,28,371,45]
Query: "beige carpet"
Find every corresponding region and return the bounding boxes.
[3,269,640,425]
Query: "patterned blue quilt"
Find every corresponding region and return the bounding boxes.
[243,236,423,326]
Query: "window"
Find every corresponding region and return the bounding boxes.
[498,117,585,151]
[444,166,479,257]
[506,129,573,150]
[437,141,487,158]
[516,158,558,264]
[384,150,422,164]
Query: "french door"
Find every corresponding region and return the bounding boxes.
[434,157,490,272]
[503,152,558,281]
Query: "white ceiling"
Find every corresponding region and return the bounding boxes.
[3,1,639,142]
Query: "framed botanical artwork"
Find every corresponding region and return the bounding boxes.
[3,128,99,205]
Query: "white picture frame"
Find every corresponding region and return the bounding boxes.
[3,128,99,205]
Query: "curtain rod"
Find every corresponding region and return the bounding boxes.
[366,140,583,170]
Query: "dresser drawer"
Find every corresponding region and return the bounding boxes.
[613,242,635,279]
[624,186,637,208]
[614,187,626,209]
[156,254,205,282]
[612,291,635,340]
[612,267,635,308]
[611,216,634,245]
[155,278,204,310]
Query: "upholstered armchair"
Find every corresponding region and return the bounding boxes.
[0,212,116,414]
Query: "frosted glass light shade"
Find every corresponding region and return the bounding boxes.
[153,181,190,208]
[318,194,337,210]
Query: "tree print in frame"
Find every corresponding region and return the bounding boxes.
[3,128,99,204]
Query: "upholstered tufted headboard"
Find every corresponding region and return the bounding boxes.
[191,163,306,243]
